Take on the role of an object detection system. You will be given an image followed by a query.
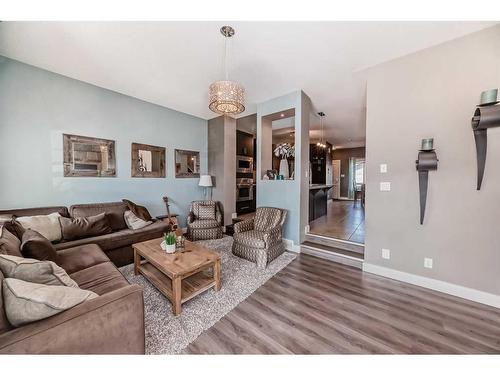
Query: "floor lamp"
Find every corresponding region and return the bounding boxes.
[199,175,213,200]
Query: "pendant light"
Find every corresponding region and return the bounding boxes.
[317,112,326,148]
[209,26,245,116]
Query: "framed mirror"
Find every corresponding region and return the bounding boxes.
[175,149,200,178]
[131,143,166,178]
[63,134,116,177]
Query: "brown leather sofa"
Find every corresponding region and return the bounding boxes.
[0,244,145,354]
[0,201,171,267]
[0,201,170,354]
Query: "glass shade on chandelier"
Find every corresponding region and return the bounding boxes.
[209,80,245,115]
[209,26,245,116]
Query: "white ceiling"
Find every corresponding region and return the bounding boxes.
[0,21,496,148]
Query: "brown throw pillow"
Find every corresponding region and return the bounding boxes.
[4,220,26,240]
[0,226,22,257]
[59,212,112,241]
[21,229,58,262]
[122,199,152,221]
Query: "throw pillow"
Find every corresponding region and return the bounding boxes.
[4,220,26,240]
[0,226,22,257]
[21,229,58,262]
[0,254,78,288]
[2,278,97,327]
[122,199,152,221]
[0,215,13,225]
[198,203,216,220]
[59,212,113,241]
[16,212,62,242]
[124,210,153,230]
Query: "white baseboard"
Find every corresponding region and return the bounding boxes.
[363,263,500,309]
[283,238,301,253]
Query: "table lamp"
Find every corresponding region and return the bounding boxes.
[199,175,213,200]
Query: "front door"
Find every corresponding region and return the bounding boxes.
[332,159,341,199]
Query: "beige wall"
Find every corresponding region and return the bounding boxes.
[364,25,500,296]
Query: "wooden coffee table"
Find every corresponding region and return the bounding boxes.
[132,237,221,315]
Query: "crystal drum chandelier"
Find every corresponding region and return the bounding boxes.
[209,26,245,116]
[317,112,327,148]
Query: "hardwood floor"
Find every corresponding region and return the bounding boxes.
[309,200,365,243]
[185,254,500,354]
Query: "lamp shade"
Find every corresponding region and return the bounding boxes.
[198,175,213,187]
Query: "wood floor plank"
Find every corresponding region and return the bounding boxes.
[185,254,500,354]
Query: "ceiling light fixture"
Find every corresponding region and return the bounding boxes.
[317,112,327,148]
[209,26,245,116]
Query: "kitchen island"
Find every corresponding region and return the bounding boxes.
[309,184,333,222]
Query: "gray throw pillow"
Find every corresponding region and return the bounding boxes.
[0,254,78,288]
[2,278,98,327]
[0,226,22,257]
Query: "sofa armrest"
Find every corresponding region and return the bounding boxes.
[234,219,254,233]
[263,225,283,247]
[0,285,145,354]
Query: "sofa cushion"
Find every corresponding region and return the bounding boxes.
[188,219,220,229]
[0,270,12,334]
[21,229,58,262]
[59,213,113,241]
[254,207,283,233]
[70,202,128,231]
[54,220,170,252]
[0,226,22,257]
[2,278,98,327]
[16,212,62,242]
[0,254,78,288]
[122,199,152,221]
[69,262,129,296]
[233,230,267,249]
[56,244,110,275]
[124,210,153,230]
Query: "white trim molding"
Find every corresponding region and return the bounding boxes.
[283,238,301,253]
[363,263,500,309]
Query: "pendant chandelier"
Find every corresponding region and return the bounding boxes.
[209,26,245,116]
[317,112,327,148]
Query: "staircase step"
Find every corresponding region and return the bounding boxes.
[304,233,364,255]
[300,241,364,269]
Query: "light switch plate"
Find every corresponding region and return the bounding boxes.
[380,182,391,191]
[380,164,388,173]
[382,248,391,259]
[424,258,433,269]
[231,213,237,219]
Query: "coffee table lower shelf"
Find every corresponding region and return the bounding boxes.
[137,262,217,312]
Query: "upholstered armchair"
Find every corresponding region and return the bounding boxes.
[232,207,287,268]
[187,200,223,241]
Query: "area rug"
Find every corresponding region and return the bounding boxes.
[119,236,296,354]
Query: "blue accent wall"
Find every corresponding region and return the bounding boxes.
[0,56,207,226]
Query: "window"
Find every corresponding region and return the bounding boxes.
[355,159,365,184]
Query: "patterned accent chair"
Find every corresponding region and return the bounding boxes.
[232,207,287,269]
[187,200,223,241]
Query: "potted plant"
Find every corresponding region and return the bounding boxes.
[161,232,177,253]
[274,143,294,179]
